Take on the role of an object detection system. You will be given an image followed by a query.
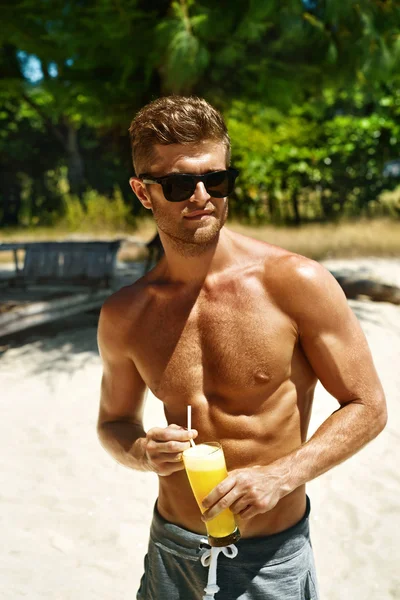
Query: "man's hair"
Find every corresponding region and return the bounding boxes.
[129,96,231,175]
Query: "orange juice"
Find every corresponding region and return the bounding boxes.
[183,443,240,546]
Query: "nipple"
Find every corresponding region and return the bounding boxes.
[254,370,271,384]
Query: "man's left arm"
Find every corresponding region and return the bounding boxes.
[275,259,387,490]
[202,260,387,521]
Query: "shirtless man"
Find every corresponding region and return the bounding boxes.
[97,96,387,600]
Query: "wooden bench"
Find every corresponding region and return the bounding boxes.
[14,241,121,287]
[0,240,121,337]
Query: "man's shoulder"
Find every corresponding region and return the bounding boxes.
[229,230,340,311]
[229,228,325,279]
[261,248,346,325]
[100,276,152,325]
[266,250,327,282]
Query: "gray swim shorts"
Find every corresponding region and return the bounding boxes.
[137,496,319,600]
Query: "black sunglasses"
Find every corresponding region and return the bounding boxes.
[138,168,239,203]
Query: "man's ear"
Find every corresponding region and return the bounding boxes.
[129,177,153,210]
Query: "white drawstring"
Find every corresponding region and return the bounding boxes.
[200,539,239,600]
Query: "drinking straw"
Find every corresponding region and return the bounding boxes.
[187,405,195,447]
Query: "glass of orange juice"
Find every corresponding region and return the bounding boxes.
[183,442,241,547]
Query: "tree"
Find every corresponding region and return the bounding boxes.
[1,0,400,226]
[149,0,400,103]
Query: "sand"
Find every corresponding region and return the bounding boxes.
[1,258,399,600]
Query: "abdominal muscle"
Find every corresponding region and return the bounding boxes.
[158,474,307,538]
[155,389,311,538]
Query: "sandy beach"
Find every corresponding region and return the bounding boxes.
[1,258,399,600]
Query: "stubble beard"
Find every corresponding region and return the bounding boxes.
[152,201,228,258]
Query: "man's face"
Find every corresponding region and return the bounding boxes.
[130,141,229,256]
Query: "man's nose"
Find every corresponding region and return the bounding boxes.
[189,182,210,203]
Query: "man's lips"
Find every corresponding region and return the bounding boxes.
[184,210,214,218]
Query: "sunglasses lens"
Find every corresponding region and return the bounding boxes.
[160,169,238,202]
[163,175,195,202]
[205,171,232,197]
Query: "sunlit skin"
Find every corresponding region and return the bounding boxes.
[97,140,387,538]
[131,142,229,258]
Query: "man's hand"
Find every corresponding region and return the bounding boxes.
[143,424,198,476]
[201,464,287,521]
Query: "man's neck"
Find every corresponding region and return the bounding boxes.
[157,227,235,284]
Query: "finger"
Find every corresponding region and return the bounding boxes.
[201,476,235,510]
[158,451,185,463]
[202,487,240,521]
[158,462,186,476]
[168,424,199,440]
[146,451,185,475]
[229,497,252,516]
[159,439,193,454]
[238,505,258,520]
[148,426,198,442]
[147,426,183,441]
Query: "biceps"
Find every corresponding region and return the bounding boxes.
[300,315,381,405]
[99,356,147,425]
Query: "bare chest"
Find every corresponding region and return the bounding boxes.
[133,286,297,401]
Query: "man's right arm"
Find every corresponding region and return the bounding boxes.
[97,300,151,470]
[96,299,197,474]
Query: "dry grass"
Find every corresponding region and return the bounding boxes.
[118,217,400,261]
[229,218,400,260]
[0,218,399,264]
[0,221,157,244]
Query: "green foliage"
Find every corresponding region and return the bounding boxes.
[228,91,400,224]
[62,187,135,232]
[152,1,210,94]
[1,1,400,228]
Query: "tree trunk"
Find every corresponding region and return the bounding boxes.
[20,95,86,200]
[66,124,85,197]
[0,173,22,226]
[291,193,301,225]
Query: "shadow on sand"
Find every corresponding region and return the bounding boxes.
[0,310,100,379]
[0,261,146,362]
